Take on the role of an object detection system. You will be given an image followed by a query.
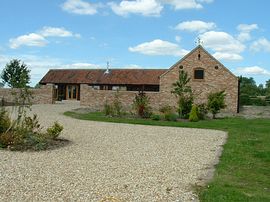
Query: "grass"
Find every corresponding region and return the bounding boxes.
[64,111,270,202]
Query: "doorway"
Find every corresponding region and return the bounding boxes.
[66,85,79,100]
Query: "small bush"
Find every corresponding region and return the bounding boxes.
[240,94,252,106]
[0,132,15,148]
[251,97,267,106]
[177,96,193,119]
[46,122,64,139]
[133,91,152,118]
[207,91,226,119]
[159,106,173,114]
[189,105,199,122]
[151,114,161,121]
[104,101,113,116]
[197,104,208,120]
[0,107,11,133]
[165,113,178,121]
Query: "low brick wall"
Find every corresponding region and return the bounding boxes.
[0,85,54,105]
[80,84,161,111]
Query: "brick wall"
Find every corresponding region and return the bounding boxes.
[80,84,161,111]
[160,46,238,113]
[0,84,54,105]
[80,46,238,113]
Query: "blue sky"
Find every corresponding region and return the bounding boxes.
[0,0,270,86]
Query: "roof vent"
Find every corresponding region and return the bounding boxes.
[104,61,110,74]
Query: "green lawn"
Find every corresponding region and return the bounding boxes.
[64,111,270,202]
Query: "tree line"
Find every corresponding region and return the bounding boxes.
[239,76,270,106]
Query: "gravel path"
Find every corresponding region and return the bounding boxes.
[0,103,227,202]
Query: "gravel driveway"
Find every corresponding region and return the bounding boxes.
[0,103,227,202]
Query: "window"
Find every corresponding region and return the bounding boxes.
[194,69,204,80]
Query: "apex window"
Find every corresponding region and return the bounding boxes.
[194,69,204,80]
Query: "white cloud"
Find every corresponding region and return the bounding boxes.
[109,0,163,17]
[199,31,245,53]
[109,0,214,16]
[235,66,270,76]
[61,0,101,15]
[175,20,216,33]
[129,39,189,57]
[9,27,80,49]
[39,26,80,38]
[213,52,243,61]
[161,0,203,10]
[9,33,48,49]
[237,24,258,33]
[237,23,258,42]
[199,31,245,61]
[250,38,270,52]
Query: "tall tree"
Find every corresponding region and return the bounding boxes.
[1,59,30,88]
[239,76,259,96]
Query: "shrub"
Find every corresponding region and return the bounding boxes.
[189,105,199,122]
[133,91,152,118]
[151,114,161,121]
[197,104,208,120]
[251,97,267,106]
[159,105,173,114]
[165,113,178,121]
[112,92,122,117]
[46,122,64,139]
[178,96,193,119]
[104,101,113,116]
[0,107,11,133]
[240,94,252,106]
[207,90,226,119]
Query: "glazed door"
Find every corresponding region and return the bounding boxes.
[66,85,78,100]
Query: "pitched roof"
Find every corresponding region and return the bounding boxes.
[39,69,167,85]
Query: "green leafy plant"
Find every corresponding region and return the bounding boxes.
[112,91,122,117]
[164,113,178,121]
[133,91,152,118]
[159,105,173,114]
[1,59,30,88]
[207,90,226,119]
[0,60,65,151]
[189,105,199,122]
[0,107,10,133]
[197,103,208,120]
[104,101,113,116]
[151,114,161,121]
[46,122,64,139]
[171,70,193,118]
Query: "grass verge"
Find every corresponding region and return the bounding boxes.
[64,111,270,201]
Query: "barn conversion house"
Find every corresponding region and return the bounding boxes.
[40,45,239,113]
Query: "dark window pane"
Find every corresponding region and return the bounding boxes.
[194,69,204,79]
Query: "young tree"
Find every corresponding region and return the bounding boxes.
[171,70,193,118]
[207,90,226,119]
[1,59,30,88]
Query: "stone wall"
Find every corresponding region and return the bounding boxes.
[80,84,161,111]
[0,84,54,105]
[160,46,239,113]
